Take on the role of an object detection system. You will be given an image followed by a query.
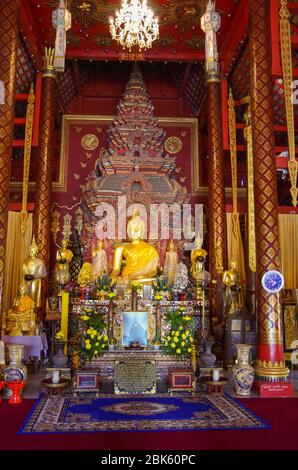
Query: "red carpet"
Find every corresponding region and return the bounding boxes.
[0,397,297,450]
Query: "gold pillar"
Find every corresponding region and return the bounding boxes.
[33,48,57,313]
[0,0,20,316]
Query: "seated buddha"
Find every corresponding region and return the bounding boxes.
[5,282,36,336]
[111,209,159,285]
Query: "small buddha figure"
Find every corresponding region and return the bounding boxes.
[6,282,36,335]
[22,237,47,308]
[55,237,73,289]
[164,239,178,285]
[111,209,159,285]
[190,233,208,278]
[92,239,108,279]
[78,262,94,287]
[193,255,211,301]
[222,259,241,314]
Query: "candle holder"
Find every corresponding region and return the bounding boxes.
[6,380,26,404]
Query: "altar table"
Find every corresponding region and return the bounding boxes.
[1,334,48,361]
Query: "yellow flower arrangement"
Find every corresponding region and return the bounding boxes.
[79,307,108,361]
[55,330,65,342]
[131,281,142,289]
[162,307,194,357]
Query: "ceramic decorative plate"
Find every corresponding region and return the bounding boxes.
[261,270,284,293]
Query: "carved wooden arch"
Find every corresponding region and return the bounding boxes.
[120,172,153,192]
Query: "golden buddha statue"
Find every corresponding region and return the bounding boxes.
[22,237,47,308]
[78,262,94,287]
[222,259,241,314]
[190,233,208,278]
[55,237,73,289]
[92,239,108,279]
[111,209,159,285]
[6,282,36,336]
[164,239,178,285]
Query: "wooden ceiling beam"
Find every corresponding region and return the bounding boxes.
[66,47,204,63]
[220,0,248,76]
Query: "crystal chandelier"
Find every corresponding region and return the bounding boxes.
[109,0,159,52]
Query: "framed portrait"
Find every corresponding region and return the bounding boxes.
[122,311,148,347]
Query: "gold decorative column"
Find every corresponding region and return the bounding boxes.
[0,0,20,315]
[249,0,288,382]
[201,2,226,320]
[33,48,58,312]
[279,0,297,207]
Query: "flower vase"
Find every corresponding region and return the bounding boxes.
[4,344,27,382]
[232,344,255,396]
[52,342,68,368]
[199,341,216,367]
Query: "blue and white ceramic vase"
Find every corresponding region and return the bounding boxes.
[4,344,27,381]
[232,344,254,396]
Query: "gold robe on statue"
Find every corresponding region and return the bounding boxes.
[121,241,159,280]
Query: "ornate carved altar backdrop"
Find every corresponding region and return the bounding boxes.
[50,64,199,267]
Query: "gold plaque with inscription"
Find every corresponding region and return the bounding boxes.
[114,360,156,394]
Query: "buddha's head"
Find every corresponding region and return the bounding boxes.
[61,238,68,249]
[194,232,203,249]
[97,239,104,250]
[127,208,145,242]
[168,239,175,251]
[29,236,38,258]
[229,259,237,270]
[18,282,29,297]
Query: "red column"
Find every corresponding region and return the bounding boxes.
[0,0,20,316]
[33,49,57,313]
[249,0,288,382]
[207,77,227,321]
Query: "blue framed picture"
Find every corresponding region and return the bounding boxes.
[122,311,148,347]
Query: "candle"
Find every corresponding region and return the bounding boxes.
[52,370,60,384]
[212,369,220,382]
[73,351,79,370]
[61,291,69,354]
[202,287,205,331]
[0,340,4,364]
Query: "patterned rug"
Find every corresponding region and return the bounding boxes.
[19,393,270,434]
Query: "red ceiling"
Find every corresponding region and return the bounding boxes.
[21,0,244,67]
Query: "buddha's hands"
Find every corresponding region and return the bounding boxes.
[111,270,120,286]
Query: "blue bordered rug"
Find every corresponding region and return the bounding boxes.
[19,393,270,434]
